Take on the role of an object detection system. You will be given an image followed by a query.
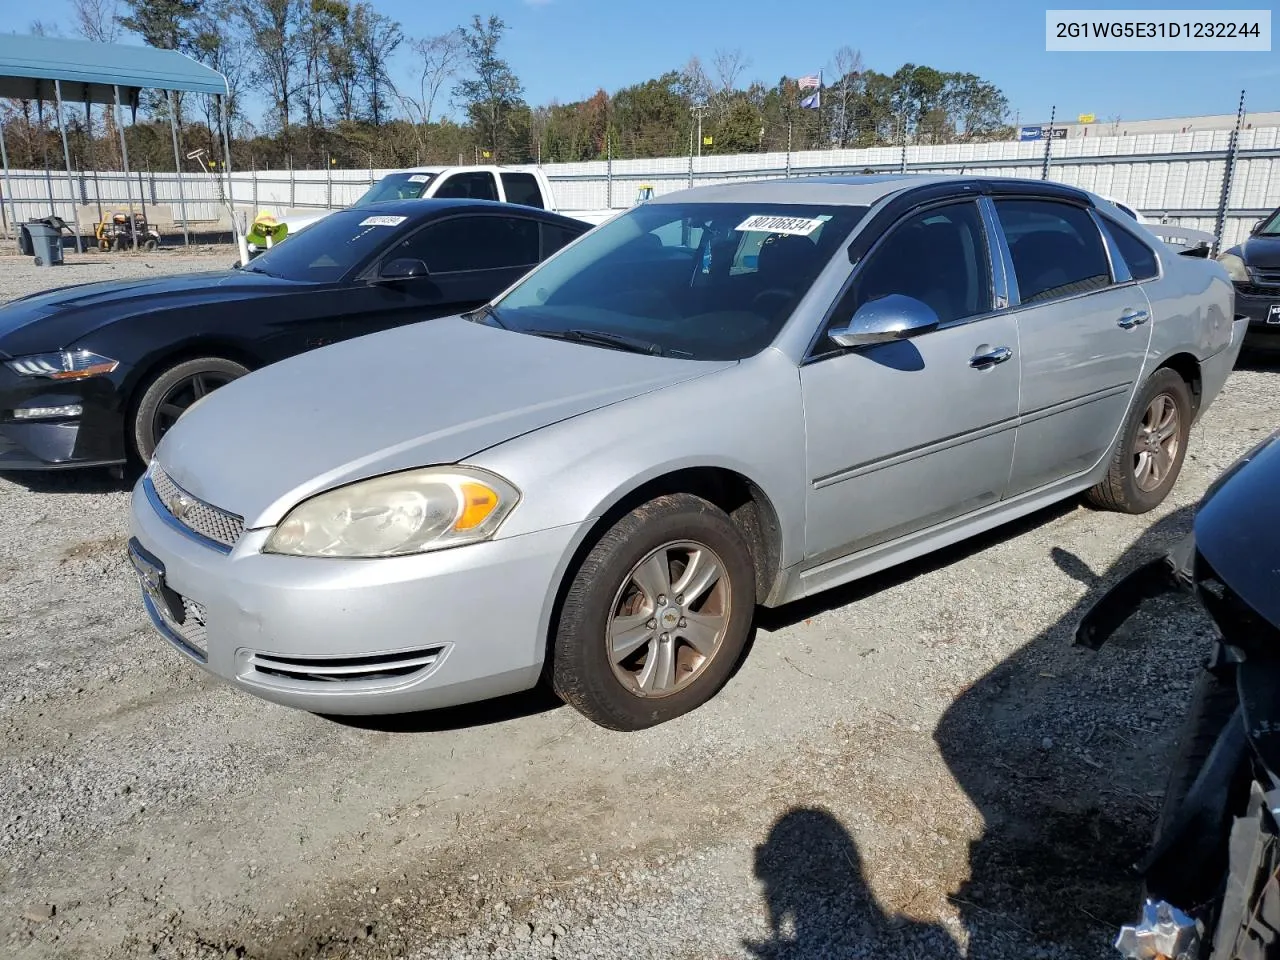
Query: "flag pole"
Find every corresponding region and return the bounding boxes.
[818,69,824,148]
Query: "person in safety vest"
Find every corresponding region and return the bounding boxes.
[246,211,288,249]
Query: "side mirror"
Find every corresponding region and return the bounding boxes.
[378,257,429,281]
[828,294,941,348]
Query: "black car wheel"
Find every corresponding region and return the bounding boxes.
[132,357,249,463]
[549,493,756,731]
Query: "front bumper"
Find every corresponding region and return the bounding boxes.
[128,475,585,715]
[0,366,127,469]
[1232,285,1280,351]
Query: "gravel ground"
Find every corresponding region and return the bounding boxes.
[0,250,1277,960]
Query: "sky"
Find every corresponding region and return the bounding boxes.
[21,0,1280,126]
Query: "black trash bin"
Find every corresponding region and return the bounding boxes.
[19,217,68,267]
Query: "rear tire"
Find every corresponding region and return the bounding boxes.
[1086,368,1192,514]
[549,493,756,731]
[131,357,249,464]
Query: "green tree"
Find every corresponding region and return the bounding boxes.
[454,14,526,162]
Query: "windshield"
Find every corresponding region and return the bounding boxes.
[1256,209,1280,236]
[243,208,410,282]
[352,172,437,207]
[489,201,868,360]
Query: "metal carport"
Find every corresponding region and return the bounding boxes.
[0,33,231,252]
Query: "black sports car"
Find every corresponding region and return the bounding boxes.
[0,199,591,471]
[1216,205,1280,352]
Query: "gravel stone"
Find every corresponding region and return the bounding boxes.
[0,250,1277,959]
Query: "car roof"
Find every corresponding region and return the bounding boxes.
[650,173,1093,208]
[333,197,584,224]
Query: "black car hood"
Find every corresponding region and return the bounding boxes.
[1240,235,1280,271]
[1194,430,1280,630]
[0,269,307,356]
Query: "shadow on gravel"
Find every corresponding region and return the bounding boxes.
[743,807,962,959]
[2,464,137,494]
[318,685,565,733]
[934,504,1208,957]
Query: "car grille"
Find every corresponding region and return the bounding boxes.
[148,463,244,552]
[246,647,446,686]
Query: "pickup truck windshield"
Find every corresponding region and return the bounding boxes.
[353,172,437,206]
[1257,210,1280,236]
[490,202,868,361]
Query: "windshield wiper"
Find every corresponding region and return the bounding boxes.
[242,264,281,278]
[530,328,664,356]
[464,303,507,328]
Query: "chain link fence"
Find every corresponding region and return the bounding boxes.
[3,123,1278,251]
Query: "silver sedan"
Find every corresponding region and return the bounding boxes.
[128,174,1245,730]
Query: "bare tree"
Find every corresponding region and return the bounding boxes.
[829,46,864,147]
[710,48,751,121]
[711,48,750,95]
[397,29,465,155]
[72,0,122,42]
[677,56,712,107]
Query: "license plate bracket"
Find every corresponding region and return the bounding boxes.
[128,537,185,626]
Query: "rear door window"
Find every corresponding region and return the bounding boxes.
[541,221,587,258]
[433,172,500,202]
[1098,216,1160,281]
[501,172,545,209]
[995,199,1113,304]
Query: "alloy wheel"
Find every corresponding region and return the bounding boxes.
[1133,392,1181,493]
[606,539,733,698]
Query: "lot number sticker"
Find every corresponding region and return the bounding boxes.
[359,215,408,227]
[735,215,825,237]
[408,174,431,183]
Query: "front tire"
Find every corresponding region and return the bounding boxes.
[550,493,757,731]
[1086,368,1192,514]
[131,357,249,464]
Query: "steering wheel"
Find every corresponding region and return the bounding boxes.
[751,287,796,314]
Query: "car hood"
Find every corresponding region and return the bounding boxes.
[0,270,304,356]
[1240,235,1280,271]
[155,316,735,528]
[1195,429,1280,629]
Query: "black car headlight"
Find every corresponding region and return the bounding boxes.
[5,349,119,380]
[1215,252,1249,283]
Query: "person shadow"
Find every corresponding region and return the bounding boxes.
[743,806,964,959]
[933,503,1209,956]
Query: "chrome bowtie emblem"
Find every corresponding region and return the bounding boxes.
[168,493,195,521]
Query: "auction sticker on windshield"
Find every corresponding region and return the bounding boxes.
[735,215,826,237]
[408,175,431,183]
[359,215,408,227]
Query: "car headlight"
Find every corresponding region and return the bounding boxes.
[263,466,520,558]
[1216,252,1250,283]
[5,349,119,379]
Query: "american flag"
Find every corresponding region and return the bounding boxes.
[797,75,821,90]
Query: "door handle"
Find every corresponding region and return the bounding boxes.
[969,345,1013,369]
[1117,309,1150,329]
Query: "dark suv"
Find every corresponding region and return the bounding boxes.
[1217,206,1280,352]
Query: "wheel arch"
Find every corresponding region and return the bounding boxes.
[121,338,264,457]
[539,464,788,679]
[1152,350,1204,420]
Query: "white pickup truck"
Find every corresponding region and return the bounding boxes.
[257,165,617,249]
